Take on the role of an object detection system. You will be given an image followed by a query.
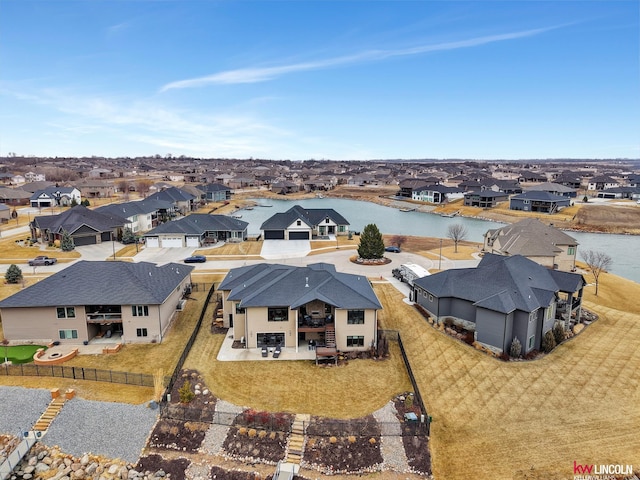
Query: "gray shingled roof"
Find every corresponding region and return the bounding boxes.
[0,261,193,308]
[218,263,381,310]
[487,218,577,257]
[146,186,195,203]
[413,254,581,314]
[511,191,568,202]
[260,205,349,230]
[96,199,174,218]
[144,214,248,235]
[33,206,129,235]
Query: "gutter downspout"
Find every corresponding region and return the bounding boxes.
[157,303,163,343]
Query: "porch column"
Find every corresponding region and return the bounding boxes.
[295,310,299,352]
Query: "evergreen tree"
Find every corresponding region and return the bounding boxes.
[60,230,75,251]
[5,264,23,284]
[70,198,78,207]
[81,199,91,207]
[121,227,136,244]
[357,223,384,259]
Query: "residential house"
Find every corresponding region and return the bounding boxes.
[30,186,81,208]
[218,263,382,354]
[413,254,584,355]
[411,184,464,203]
[146,186,197,216]
[261,205,349,240]
[10,174,25,185]
[463,191,509,208]
[518,171,547,183]
[144,214,248,247]
[483,218,578,271]
[509,191,571,213]
[0,187,32,206]
[0,204,11,223]
[271,181,300,194]
[96,199,174,234]
[31,205,129,246]
[553,172,583,190]
[74,179,114,199]
[525,182,577,198]
[596,186,640,200]
[197,183,232,202]
[0,261,193,344]
[24,172,46,182]
[587,175,619,191]
[398,178,438,198]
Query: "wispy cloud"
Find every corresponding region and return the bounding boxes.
[161,26,558,91]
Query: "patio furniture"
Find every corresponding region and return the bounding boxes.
[261,346,268,357]
[273,345,281,358]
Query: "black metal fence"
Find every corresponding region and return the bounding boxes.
[163,282,218,402]
[0,363,156,387]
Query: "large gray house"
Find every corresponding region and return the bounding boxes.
[412,254,585,355]
[260,205,349,240]
[144,213,249,247]
[218,263,382,355]
[0,261,194,344]
[509,191,571,214]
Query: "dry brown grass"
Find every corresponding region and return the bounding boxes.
[114,244,140,258]
[185,331,412,418]
[374,280,640,480]
[381,234,480,261]
[0,235,80,263]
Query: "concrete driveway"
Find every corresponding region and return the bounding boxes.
[260,240,311,259]
[133,246,195,264]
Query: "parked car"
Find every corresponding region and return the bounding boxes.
[184,255,207,263]
[28,256,58,266]
[385,246,401,253]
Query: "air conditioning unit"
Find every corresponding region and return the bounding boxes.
[176,299,187,311]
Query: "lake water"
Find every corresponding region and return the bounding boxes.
[240,197,639,283]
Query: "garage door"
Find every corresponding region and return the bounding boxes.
[289,231,310,240]
[146,237,159,248]
[186,237,200,247]
[161,237,183,248]
[73,235,97,246]
[264,230,285,240]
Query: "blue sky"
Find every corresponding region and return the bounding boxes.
[0,1,638,160]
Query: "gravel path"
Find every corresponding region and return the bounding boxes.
[200,398,244,455]
[41,398,158,464]
[373,401,410,473]
[0,386,52,434]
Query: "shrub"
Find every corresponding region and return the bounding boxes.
[369,438,377,445]
[329,436,337,444]
[5,264,23,284]
[258,430,267,439]
[248,429,257,438]
[404,394,414,410]
[348,436,356,444]
[60,229,74,252]
[509,337,522,358]
[542,330,556,353]
[553,322,565,345]
[178,382,194,403]
[238,427,247,436]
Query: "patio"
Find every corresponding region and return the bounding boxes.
[216,333,317,362]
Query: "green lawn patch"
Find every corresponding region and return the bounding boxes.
[2,345,47,364]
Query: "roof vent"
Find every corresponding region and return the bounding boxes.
[305,277,309,288]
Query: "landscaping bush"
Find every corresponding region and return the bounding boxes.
[4,264,23,284]
[178,382,195,403]
[509,337,522,358]
[542,330,556,353]
[553,322,565,345]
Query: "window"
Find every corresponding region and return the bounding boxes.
[325,304,332,314]
[268,307,288,322]
[132,305,149,317]
[59,329,78,339]
[423,290,427,297]
[347,310,365,324]
[325,218,330,223]
[429,294,434,302]
[545,306,553,320]
[296,220,301,226]
[529,310,537,323]
[235,303,245,314]
[347,336,365,347]
[528,335,535,349]
[56,307,76,319]
[338,225,345,233]
[523,200,530,204]
[136,328,148,337]
[568,246,576,255]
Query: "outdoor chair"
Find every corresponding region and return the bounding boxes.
[261,346,268,357]
[273,346,281,358]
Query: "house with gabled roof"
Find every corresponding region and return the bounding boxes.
[96,199,174,234]
[587,175,619,191]
[31,205,129,246]
[30,186,81,208]
[196,183,232,202]
[146,186,197,215]
[463,190,509,208]
[143,213,248,248]
[525,182,577,198]
[483,218,578,271]
[260,204,349,240]
[411,184,464,204]
[0,261,193,344]
[509,191,571,214]
[413,254,585,355]
[218,263,382,355]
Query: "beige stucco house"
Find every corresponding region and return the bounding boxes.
[217,263,382,357]
[0,261,193,344]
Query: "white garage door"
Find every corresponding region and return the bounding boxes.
[186,237,200,247]
[161,237,183,248]
[146,237,159,248]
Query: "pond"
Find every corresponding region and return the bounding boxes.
[240,197,640,284]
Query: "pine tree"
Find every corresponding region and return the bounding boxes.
[5,264,23,284]
[121,227,136,244]
[357,224,384,260]
[60,230,75,252]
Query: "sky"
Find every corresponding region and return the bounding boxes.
[0,1,638,161]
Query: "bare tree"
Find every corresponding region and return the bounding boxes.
[581,249,612,296]
[447,224,468,253]
[116,179,130,199]
[390,235,407,249]
[136,179,152,198]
